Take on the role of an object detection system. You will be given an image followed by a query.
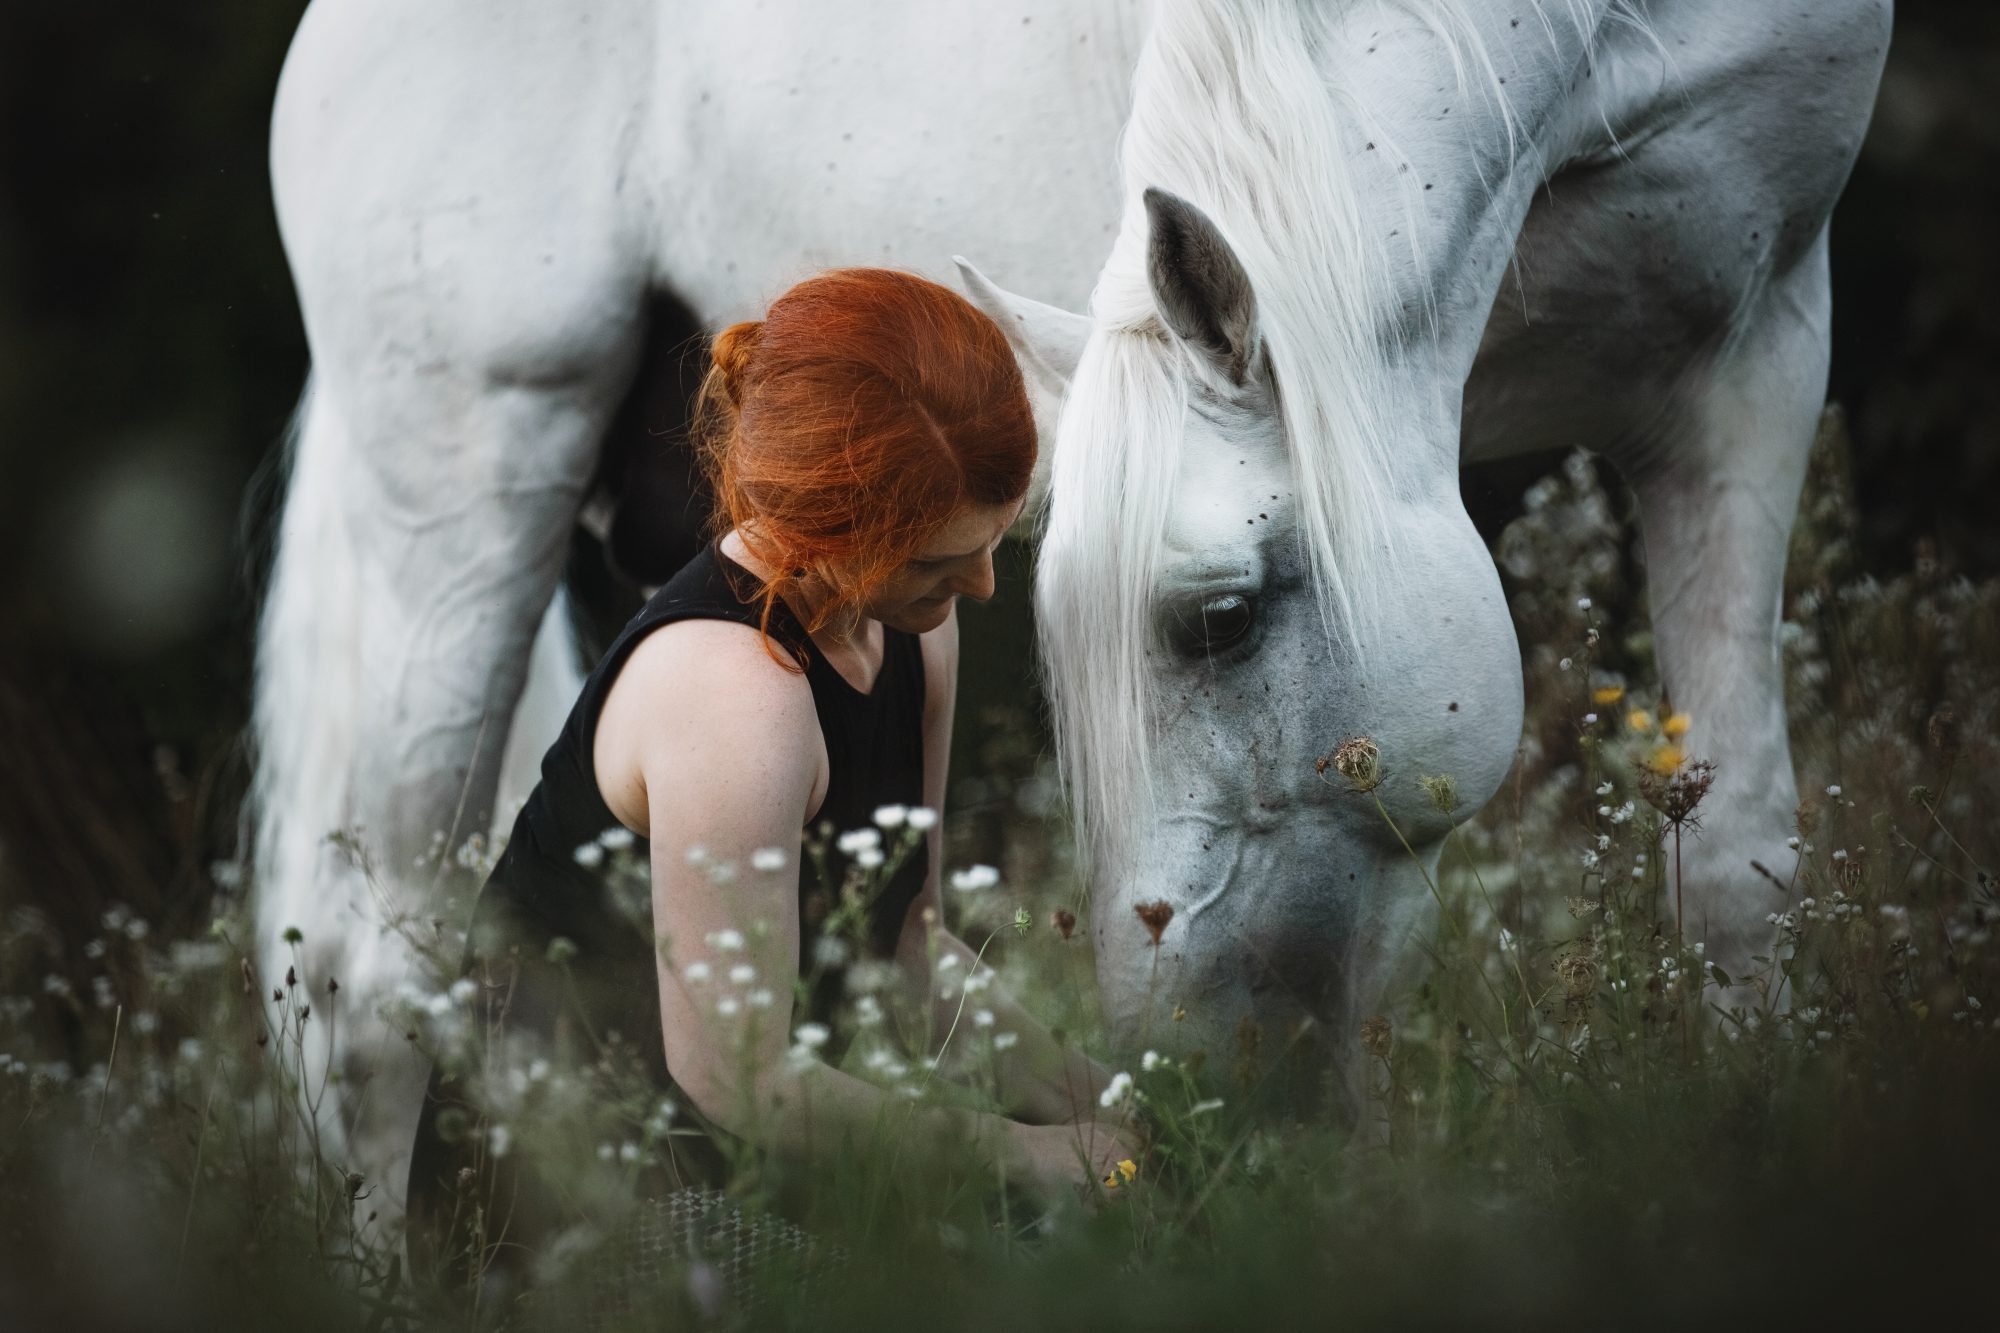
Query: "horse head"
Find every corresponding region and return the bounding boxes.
[964,186,1524,1102]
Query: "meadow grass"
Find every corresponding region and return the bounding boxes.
[3,416,1995,1329]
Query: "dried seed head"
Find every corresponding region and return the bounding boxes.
[284,965,297,990]
[1640,758,1716,827]
[1565,896,1602,919]
[1051,908,1077,941]
[1795,798,1821,837]
[1555,952,1598,1000]
[1928,703,1959,757]
[1135,900,1174,945]
[239,958,254,996]
[1359,1014,1393,1060]
[1326,737,1381,793]
[1417,773,1459,816]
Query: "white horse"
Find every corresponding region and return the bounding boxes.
[256,0,1888,1219]
[961,0,1889,1068]
[260,0,1148,1224]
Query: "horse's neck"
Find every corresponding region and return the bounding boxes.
[1113,0,1631,349]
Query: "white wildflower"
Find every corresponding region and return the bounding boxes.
[1595,781,1614,797]
[836,828,882,855]
[750,847,788,873]
[598,827,636,853]
[707,929,745,952]
[1825,784,1842,798]
[449,977,479,1006]
[905,807,939,830]
[794,1023,831,1049]
[854,995,884,1027]
[960,968,992,994]
[1189,1098,1225,1116]
[489,1124,512,1159]
[572,843,605,869]
[1559,657,1572,670]
[854,847,885,870]
[684,844,710,865]
[1140,1049,1163,1072]
[812,936,849,968]
[872,804,909,829]
[992,1032,1019,1051]
[683,961,712,984]
[619,1141,641,1164]
[1098,1071,1134,1109]
[972,1009,995,1028]
[728,964,757,986]
[747,988,775,1008]
[949,864,1001,892]
[1577,597,1592,611]
[716,997,741,1017]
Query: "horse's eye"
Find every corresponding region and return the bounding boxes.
[1181,594,1256,654]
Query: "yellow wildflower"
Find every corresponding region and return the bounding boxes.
[1661,711,1692,739]
[1592,684,1626,706]
[1645,744,1685,775]
[1102,1159,1139,1189]
[1627,709,1654,733]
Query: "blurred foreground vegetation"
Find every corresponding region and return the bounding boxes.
[2,418,1994,1329]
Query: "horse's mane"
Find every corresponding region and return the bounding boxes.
[1036,0,1644,880]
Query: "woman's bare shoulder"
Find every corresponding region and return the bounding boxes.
[594,617,825,833]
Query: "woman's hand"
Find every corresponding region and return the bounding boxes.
[1008,1117,1148,1206]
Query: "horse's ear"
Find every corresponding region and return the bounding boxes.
[952,256,1089,386]
[1143,187,1260,386]
[953,257,1088,526]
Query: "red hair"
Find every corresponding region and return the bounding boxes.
[695,268,1035,658]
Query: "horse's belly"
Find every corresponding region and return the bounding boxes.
[648,1,1148,318]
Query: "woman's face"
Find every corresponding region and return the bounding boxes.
[866,497,1026,634]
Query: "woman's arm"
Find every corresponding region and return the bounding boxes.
[613,619,1122,1192]
[894,609,1118,1125]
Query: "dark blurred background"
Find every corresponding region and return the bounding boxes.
[2,5,1995,965]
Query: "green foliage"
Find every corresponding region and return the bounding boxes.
[3,430,1996,1327]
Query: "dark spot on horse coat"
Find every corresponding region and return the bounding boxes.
[1448,701,1459,711]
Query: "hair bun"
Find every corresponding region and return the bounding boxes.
[710,320,764,409]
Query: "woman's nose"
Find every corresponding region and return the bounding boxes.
[953,553,997,603]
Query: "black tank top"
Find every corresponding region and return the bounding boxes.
[406,541,930,1265]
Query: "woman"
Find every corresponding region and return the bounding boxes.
[406,268,1135,1286]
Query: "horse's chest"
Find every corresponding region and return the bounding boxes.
[1459,0,1890,465]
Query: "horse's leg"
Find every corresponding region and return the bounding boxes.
[1621,232,1833,1003]
[254,339,633,1227]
